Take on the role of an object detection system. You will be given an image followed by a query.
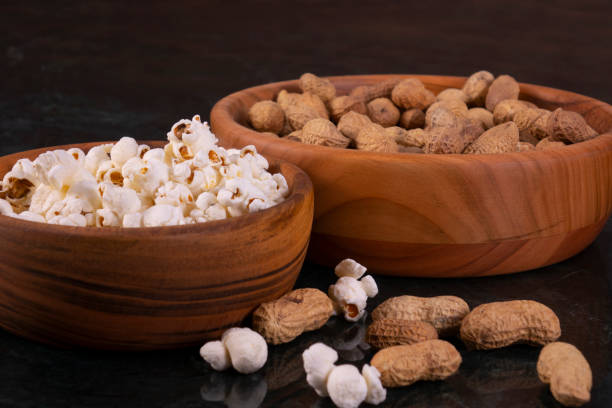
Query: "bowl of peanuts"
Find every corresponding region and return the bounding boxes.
[0,116,314,350]
[210,72,612,277]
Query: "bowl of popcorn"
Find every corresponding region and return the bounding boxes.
[0,115,314,350]
[210,72,612,277]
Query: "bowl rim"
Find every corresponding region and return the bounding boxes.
[0,140,313,236]
[210,74,612,165]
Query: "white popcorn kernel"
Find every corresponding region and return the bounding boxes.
[272,173,289,198]
[142,204,183,227]
[362,364,386,405]
[200,340,232,371]
[137,144,150,159]
[48,213,88,227]
[360,275,379,298]
[84,144,112,175]
[201,166,221,190]
[45,197,93,220]
[122,157,169,196]
[29,184,64,215]
[329,276,368,322]
[205,203,227,221]
[67,148,86,164]
[246,197,268,213]
[195,192,217,210]
[122,212,143,228]
[155,181,194,209]
[326,365,368,408]
[0,198,15,215]
[100,183,141,217]
[172,142,194,162]
[85,212,96,226]
[142,147,165,163]
[95,160,116,182]
[172,161,192,183]
[10,211,46,223]
[194,147,227,168]
[335,259,367,279]
[303,343,338,397]
[110,137,139,167]
[4,158,39,187]
[95,208,120,227]
[222,327,268,374]
[67,179,102,210]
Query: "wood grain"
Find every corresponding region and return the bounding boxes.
[0,141,314,350]
[210,75,612,277]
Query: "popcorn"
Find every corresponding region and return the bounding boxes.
[0,115,289,227]
[110,137,139,167]
[142,204,184,227]
[329,259,379,322]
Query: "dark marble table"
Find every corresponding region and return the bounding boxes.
[1,1,611,407]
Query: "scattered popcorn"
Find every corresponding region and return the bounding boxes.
[329,259,379,322]
[0,115,289,227]
[200,327,268,375]
[302,342,386,407]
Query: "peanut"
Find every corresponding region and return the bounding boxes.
[370,339,462,387]
[485,74,520,111]
[463,122,519,154]
[248,101,285,134]
[391,78,436,110]
[492,99,535,124]
[372,295,470,336]
[466,107,494,129]
[427,99,469,122]
[367,97,400,127]
[299,73,336,104]
[350,78,401,102]
[536,137,566,151]
[460,300,561,350]
[547,108,598,143]
[300,118,350,148]
[424,106,461,129]
[513,108,551,143]
[436,88,469,103]
[301,92,329,119]
[399,108,425,129]
[337,111,372,141]
[387,126,427,149]
[329,95,368,122]
[517,141,536,151]
[537,342,592,407]
[462,70,494,106]
[366,319,438,349]
[355,123,400,153]
[423,126,465,154]
[252,288,334,345]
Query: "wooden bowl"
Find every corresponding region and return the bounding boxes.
[210,75,612,277]
[0,141,314,350]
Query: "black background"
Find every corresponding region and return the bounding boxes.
[0,1,611,407]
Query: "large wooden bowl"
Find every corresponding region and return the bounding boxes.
[211,75,612,277]
[0,141,314,350]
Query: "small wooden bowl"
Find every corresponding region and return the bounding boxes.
[211,75,612,277]
[0,141,314,350]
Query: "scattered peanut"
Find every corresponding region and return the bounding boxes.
[460,300,561,350]
[366,319,438,349]
[371,295,470,336]
[252,288,334,344]
[537,342,592,407]
[370,339,462,387]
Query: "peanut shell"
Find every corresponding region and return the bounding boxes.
[391,78,436,110]
[370,339,462,387]
[350,78,401,102]
[436,88,469,103]
[460,300,561,350]
[367,97,400,127]
[372,295,470,336]
[329,96,368,122]
[536,137,565,151]
[387,127,427,148]
[462,70,494,106]
[248,101,285,134]
[466,107,494,130]
[399,108,425,129]
[485,75,520,111]
[366,319,438,349]
[299,73,336,104]
[463,122,519,154]
[300,118,350,148]
[537,342,592,407]
[337,111,372,140]
[355,123,399,153]
[547,108,598,143]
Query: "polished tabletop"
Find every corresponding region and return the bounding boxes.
[1,1,611,407]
